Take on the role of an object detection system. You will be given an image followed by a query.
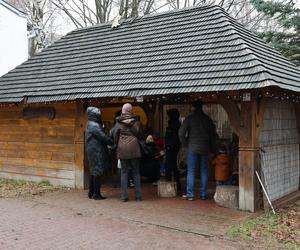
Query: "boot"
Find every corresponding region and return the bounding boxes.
[88,175,94,199]
[93,176,107,200]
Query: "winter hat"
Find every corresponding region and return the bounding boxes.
[146,135,154,143]
[122,103,133,114]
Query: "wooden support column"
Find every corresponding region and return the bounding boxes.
[218,93,266,212]
[153,100,162,133]
[74,102,86,189]
[238,97,265,212]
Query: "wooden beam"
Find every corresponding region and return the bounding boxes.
[153,100,162,133]
[216,93,241,136]
[238,96,266,212]
[74,102,86,189]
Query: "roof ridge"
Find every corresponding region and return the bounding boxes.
[66,4,217,35]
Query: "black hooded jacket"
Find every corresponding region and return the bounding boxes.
[85,107,113,176]
[165,109,181,150]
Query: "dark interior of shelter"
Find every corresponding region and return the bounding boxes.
[83,101,239,200]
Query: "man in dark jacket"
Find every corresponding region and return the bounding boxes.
[179,100,217,200]
[165,108,181,192]
[85,107,113,200]
[112,103,143,202]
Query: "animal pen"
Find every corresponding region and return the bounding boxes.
[0,5,299,212]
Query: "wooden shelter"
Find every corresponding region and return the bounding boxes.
[0,4,299,212]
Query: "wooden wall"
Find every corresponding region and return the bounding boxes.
[0,103,77,187]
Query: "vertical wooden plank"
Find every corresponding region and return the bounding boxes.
[153,100,161,133]
[74,102,86,189]
[238,97,264,212]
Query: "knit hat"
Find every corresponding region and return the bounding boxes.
[122,103,133,114]
[146,135,154,143]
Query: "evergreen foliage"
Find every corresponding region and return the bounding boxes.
[251,0,300,65]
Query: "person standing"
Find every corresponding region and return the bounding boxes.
[179,100,217,200]
[165,108,181,192]
[112,103,144,202]
[85,107,114,200]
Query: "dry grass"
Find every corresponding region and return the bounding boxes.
[227,200,300,249]
[0,178,66,198]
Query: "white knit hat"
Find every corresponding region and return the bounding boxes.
[122,103,133,114]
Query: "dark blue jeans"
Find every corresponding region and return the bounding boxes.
[186,149,208,198]
[120,159,141,200]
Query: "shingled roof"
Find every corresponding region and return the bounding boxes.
[0,4,299,103]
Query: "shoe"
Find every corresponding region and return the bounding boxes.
[152,182,158,186]
[136,197,142,201]
[122,198,129,202]
[182,195,194,200]
[200,196,207,200]
[88,192,93,199]
[128,179,135,187]
[93,195,107,200]
[182,194,188,200]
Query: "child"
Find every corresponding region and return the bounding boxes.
[141,135,160,184]
[153,132,165,178]
[213,144,230,186]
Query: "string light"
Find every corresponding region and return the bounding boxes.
[0,90,299,109]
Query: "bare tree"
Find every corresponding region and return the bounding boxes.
[50,0,116,27]
[7,0,62,55]
[161,0,268,31]
[50,0,156,28]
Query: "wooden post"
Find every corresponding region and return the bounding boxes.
[153,100,162,133]
[238,97,265,212]
[74,102,86,189]
[218,93,266,212]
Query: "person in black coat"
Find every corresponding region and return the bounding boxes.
[165,108,182,192]
[85,107,114,200]
[179,100,217,200]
